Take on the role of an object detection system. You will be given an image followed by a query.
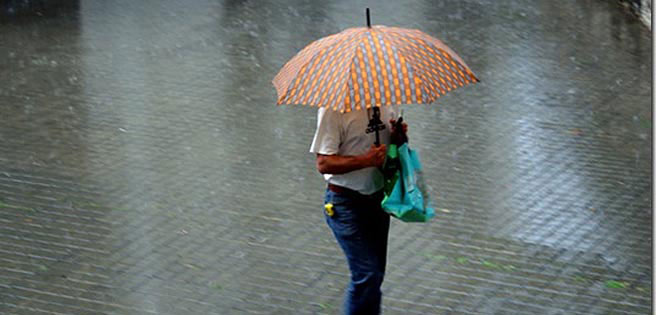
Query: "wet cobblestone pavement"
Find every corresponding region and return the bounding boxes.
[0,0,652,314]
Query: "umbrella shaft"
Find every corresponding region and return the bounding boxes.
[366,8,371,28]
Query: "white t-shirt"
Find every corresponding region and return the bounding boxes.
[310,106,398,195]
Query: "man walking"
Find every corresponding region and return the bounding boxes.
[310,105,406,314]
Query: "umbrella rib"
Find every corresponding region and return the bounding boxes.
[320,29,367,111]
[339,44,362,112]
[395,30,449,95]
[273,34,340,101]
[295,34,354,105]
[401,29,478,85]
[317,29,368,111]
[378,29,440,103]
[387,28,473,98]
[410,29,477,79]
[279,28,367,108]
[275,30,351,104]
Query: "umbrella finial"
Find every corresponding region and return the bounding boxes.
[366,8,371,28]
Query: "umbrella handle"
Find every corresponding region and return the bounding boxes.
[375,129,380,147]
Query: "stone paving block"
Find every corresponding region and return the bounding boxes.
[0,0,652,314]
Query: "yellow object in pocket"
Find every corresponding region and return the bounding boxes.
[324,203,334,216]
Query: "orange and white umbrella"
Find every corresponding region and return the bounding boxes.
[273,10,479,113]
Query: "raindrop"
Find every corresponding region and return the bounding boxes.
[274,128,284,139]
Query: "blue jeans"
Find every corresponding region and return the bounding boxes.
[324,187,391,315]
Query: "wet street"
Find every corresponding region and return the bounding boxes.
[0,0,652,314]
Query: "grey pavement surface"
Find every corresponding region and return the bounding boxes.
[0,0,652,314]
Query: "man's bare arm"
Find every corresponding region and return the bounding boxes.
[316,144,386,175]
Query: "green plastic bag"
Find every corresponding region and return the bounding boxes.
[381,143,435,222]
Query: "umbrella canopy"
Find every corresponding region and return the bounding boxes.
[273,24,479,113]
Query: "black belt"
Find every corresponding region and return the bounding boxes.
[328,183,360,195]
[327,183,383,199]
